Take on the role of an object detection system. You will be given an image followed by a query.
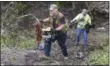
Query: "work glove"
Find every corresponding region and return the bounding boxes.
[69,21,77,29]
[39,20,43,23]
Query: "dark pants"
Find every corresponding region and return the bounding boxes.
[44,32,68,57]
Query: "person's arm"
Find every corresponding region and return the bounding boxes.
[32,17,50,27]
[70,18,76,23]
[70,14,80,23]
[42,17,50,23]
[32,19,41,27]
[33,17,50,27]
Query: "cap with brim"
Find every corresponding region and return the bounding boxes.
[49,4,58,10]
[49,7,54,11]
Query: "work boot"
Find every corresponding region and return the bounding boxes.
[76,52,84,59]
[64,57,69,60]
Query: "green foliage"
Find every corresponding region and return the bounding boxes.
[55,1,72,8]
[87,46,109,65]
[1,36,15,47]
[1,29,36,49]
[87,38,109,65]
[18,37,36,49]
[15,2,28,15]
[1,36,36,49]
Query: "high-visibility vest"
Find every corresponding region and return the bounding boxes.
[75,13,91,29]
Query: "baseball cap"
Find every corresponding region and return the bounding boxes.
[49,4,58,11]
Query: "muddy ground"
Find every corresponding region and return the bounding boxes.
[1,27,109,65]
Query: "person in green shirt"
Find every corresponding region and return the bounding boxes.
[70,9,91,58]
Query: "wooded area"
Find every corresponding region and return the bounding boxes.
[1,1,109,65]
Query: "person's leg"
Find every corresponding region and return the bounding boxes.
[82,29,88,49]
[82,29,88,58]
[75,28,81,45]
[75,28,83,58]
[56,33,68,57]
[44,36,52,57]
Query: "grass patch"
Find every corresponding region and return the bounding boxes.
[1,36,36,49]
[87,46,109,65]
[18,38,36,49]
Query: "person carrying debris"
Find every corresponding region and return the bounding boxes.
[70,9,91,58]
[39,4,69,60]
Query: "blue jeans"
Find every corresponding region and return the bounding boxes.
[44,32,68,57]
[76,28,88,48]
[38,41,45,50]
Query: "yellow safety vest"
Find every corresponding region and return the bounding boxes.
[75,13,91,29]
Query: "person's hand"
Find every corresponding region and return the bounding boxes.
[70,20,73,23]
[39,20,43,23]
[55,25,64,31]
[32,22,37,26]
[56,27,62,31]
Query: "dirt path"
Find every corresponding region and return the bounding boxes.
[1,28,108,65]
